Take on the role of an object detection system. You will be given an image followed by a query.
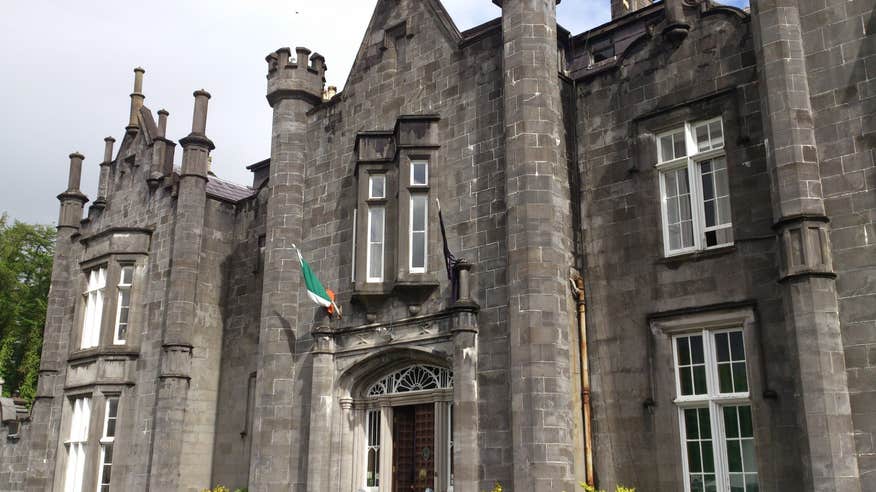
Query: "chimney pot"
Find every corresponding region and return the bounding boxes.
[67,152,85,192]
[158,109,169,137]
[191,90,211,135]
[103,137,116,163]
[128,67,146,131]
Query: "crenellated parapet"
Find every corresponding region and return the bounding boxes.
[265,46,326,107]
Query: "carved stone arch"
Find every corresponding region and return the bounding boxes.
[336,346,452,400]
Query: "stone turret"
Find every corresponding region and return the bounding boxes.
[496,0,582,490]
[57,152,88,230]
[250,45,326,491]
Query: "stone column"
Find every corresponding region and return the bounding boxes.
[250,46,325,491]
[496,0,579,490]
[24,153,90,490]
[148,90,214,491]
[306,325,335,492]
[451,261,480,492]
[750,2,861,490]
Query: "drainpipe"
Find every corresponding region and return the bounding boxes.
[571,276,594,486]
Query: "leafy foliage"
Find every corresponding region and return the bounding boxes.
[0,214,55,403]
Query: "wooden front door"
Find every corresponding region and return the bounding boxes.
[393,404,435,492]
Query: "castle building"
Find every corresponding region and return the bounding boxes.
[1,0,874,491]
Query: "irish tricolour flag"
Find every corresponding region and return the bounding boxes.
[293,244,341,318]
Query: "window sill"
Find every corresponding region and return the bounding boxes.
[658,245,736,266]
[68,346,140,363]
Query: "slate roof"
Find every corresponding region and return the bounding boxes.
[206,174,256,204]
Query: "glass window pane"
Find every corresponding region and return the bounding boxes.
[702,170,715,201]
[742,440,757,473]
[369,208,384,241]
[724,406,739,438]
[668,197,680,224]
[698,408,711,438]
[727,440,743,472]
[730,474,745,492]
[685,408,700,437]
[106,419,116,438]
[369,244,383,279]
[412,232,426,269]
[718,197,732,225]
[665,170,677,195]
[719,364,733,393]
[702,440,715,473]
[704,475,717,492]
[733,362,749,392]
[730,332,746,359]
[739,406,753,437]
[704,201,716,227]
[369,175,385,198]
[121,266,133,285]
[680,195,692,221]
[690,336,704,364]
[694,366,708,395]
[661,135,675,162]
[412,162,428,185]
[682,220,694,247]
[681,368,694,396]
[716,163,729,195]
[688,442,703,472]
[678,168,690,193]
[674,132,687,158]
[669,224,682,251]
[715,333,730,362]
[696,124,710,152]
[412,195,427,231]
[677,338,691,365]
[709,121,724,148]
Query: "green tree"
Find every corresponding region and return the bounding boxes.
[0,214,55,403]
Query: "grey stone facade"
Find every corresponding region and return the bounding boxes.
[1,0,873,491]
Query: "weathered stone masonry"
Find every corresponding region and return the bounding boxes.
[1,1,873,491]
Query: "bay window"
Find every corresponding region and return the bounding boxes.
[657,118,733,256]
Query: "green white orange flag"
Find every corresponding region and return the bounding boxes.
[293,244,341,318]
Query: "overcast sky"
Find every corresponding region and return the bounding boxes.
[0,0,746,225]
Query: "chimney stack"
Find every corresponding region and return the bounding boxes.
[94,138,115,209]
[127,67,146,134]
[191,90,210,136]
[57,152,89,230]
[158,109,169,137]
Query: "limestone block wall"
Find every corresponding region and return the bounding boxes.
[571,6,807,490]
[292,1,512,487]
[797,0,876,486]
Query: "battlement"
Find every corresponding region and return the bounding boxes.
[265,46,327,107]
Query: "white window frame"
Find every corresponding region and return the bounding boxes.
[96,397,119,492]
[657,118,732,257]
[351,208,358,284]
[113,266,134,345]
[81,267,107,349]
[363,409,381,492]
[368,174,386,199]
[409,193,428,274]
[673,328,758,492]
[411,160,429,186]
[366,206,385,283]
[64,396,91,492]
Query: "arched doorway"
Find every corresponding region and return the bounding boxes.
[357,364,454,492]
